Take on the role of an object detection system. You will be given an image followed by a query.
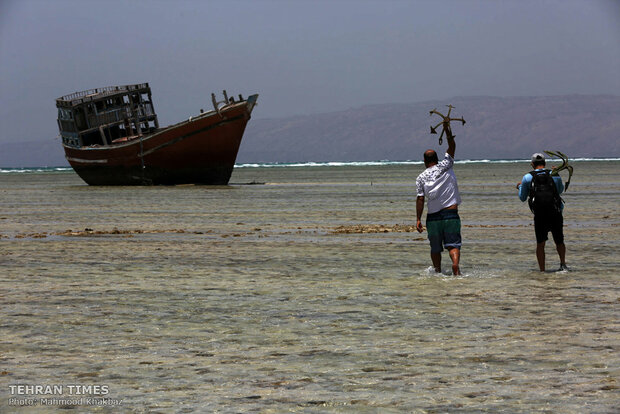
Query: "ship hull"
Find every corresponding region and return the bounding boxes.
[63,96,256,185]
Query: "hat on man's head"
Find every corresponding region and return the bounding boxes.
[531,153,546,163]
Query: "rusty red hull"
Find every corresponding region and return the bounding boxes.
[63,97,256,185]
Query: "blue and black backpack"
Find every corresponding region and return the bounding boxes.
[528,169,562,214]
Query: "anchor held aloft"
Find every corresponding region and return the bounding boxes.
[429,104,466,145]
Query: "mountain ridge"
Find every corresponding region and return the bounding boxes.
[237,94,619,163]
[1,95,618,167]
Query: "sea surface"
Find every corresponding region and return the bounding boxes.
[1,160,619,413]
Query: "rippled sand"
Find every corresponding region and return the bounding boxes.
[1,161,618,412]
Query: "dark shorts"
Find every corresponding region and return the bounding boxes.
[426,209,462,253]
[534,211,564,244]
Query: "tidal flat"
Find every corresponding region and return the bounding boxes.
[1,161,618,412]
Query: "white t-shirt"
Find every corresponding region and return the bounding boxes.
[416,153,461,214]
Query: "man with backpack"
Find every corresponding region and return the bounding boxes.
[517,153,568,272]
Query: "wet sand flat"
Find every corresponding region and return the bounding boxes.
[1,161,618,412]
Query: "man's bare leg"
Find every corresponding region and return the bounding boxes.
[431,252,441,273]
[536,242,546,272]
[448,247,461,275]
[556,242,566,268]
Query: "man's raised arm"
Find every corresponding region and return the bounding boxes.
[445,123,456,159]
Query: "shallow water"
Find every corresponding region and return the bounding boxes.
[1,161,618,412]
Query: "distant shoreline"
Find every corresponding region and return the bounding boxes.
[2,158,619,173]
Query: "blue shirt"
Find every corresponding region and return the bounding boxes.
[519,168,564,209]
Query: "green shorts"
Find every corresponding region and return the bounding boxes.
[426,209,462,253]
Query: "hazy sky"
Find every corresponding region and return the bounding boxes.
[1,0,619,144]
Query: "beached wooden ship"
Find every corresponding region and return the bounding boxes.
[56,83,258,185]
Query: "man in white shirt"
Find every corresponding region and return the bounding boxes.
[415,127,462,275]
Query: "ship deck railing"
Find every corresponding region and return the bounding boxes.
[57,83,150,105]
[83,104,155,129]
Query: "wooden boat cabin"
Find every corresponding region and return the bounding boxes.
[56,83,160,148]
